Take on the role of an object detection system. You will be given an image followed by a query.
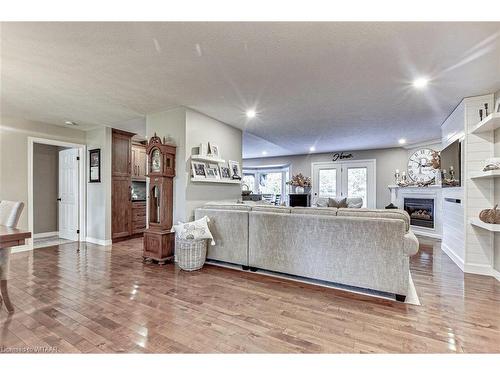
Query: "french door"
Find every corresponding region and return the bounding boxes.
[312,160,376,208]
[58,148,80,240]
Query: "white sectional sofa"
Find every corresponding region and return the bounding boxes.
[195,203,419,301]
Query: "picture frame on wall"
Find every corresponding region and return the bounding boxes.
[89,148,101,183]
[219,165,231,179]
[208,163,221,178]
[191,161,207,178]
[208,143,220,158]
[205,168,218,179]
[228,160,241,180]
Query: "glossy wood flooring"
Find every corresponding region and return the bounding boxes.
[1,237,499,353]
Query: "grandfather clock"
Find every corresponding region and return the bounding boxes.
[143,133,176,264]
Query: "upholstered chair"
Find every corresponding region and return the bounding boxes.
[0,200,24,313]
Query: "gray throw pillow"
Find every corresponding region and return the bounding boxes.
[328,197,348,208]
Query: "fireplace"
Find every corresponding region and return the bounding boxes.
[404,198,434,229]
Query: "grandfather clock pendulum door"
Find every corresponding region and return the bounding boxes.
[143,134,176,264]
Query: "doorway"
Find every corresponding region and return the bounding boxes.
[311,160,376,208]
[28,138,86,249]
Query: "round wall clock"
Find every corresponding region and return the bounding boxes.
[407,148,436,183]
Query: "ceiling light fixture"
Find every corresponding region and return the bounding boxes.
[64,121,78,126]
[309,146,316,152]
[398,138,407,145]
[262,151,267,156]
[246,109,256,118]
[412,77,429,89]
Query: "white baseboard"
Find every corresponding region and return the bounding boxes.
[464,262,498,278]
[441,243,465,271]
[33,231,59,239]
[85,237,112,246]
[492,269,500,282]
[11,244,33,253]
[412,228,442,239]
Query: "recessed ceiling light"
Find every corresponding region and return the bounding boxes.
[64,121,78,126]
[246,109,256,118]
[262,151,267,155]
[412,77,429,89]
[399,138,407,145]
[309,146,316,152]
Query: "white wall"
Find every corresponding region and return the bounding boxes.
[244,147,410,209]
[0,117,86,230]
[185,109,242,219]
[85,127,112,244]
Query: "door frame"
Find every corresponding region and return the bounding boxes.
[311,159,377,208]
[27,137,86,249]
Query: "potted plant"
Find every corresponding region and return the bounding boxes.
[286,173,311,194]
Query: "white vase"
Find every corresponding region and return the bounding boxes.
[295,186,305,194]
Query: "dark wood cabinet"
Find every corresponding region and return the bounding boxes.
[131,144,147,180]
[131,201,146,234]
[112,129,135,242]
[289,193,311,207]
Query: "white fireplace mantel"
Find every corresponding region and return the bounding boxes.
[388,184,443,239]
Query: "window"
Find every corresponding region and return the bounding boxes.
[242,166,290,204]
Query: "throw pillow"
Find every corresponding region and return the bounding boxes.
[172,216,215,245]
[328,197,348,208]
[347,198,363,208]
[314,197,329,207]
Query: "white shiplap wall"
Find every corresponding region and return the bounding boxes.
[441,101,465,268]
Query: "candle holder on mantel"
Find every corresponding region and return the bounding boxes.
[143,133,176,265]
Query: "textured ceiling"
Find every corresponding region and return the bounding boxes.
[1,22,499,157]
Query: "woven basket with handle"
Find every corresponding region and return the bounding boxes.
[175,237,207,271]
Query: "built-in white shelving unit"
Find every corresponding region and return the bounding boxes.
[191,177,241,184]
[470,218,500,232]
[469,170,500,179]
[469,112,500,134]
[191,154,226,164]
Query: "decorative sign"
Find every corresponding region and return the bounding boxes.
[332,152,354,162]
[89,148,101,183]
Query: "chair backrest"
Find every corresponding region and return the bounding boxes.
[0,201,24,228]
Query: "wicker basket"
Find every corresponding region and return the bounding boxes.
[175,237,207,271]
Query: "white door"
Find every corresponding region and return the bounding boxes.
[312,160,376,208]
[58,148,79,241]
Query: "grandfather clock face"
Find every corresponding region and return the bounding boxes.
[151,149,161,173]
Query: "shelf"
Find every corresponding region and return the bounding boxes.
[191,155,226,164]
[191,177,241,184]
[469,113,500,134]
[470,218,500,232]
[469,170,500,179]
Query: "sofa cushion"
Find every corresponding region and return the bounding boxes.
[337,208,410,232]
[346,197,363,208]
[328,197,348,208]
[291,207,338,216]
[251,206,291,214]
[201,202,252,211]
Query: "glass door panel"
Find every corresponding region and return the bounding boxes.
[346,167,368,208]
[318,168,337,198]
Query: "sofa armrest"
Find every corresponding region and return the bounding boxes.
[404,231,419,256]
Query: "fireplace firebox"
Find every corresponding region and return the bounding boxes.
[404,198,434,229]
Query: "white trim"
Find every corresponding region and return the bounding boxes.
[28,137,86,250]
[33,231,59,239]
[441,242,465,271]
[401,138,442,150]
[464,262,496,277]
[11,244,32,254]
[85,237,112,246]
[492,268,500,282]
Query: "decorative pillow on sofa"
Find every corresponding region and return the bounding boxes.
[172,216,215,245]
[347,197,363,208]
[313,197,329,207]
[328,197,348,208]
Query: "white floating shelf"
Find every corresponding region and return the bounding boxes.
[469,170,500,179]
[470,218,500,232]
[469,113,500,134]
[191,154,226,164]
[191,177,241,184]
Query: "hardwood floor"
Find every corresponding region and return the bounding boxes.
[1,237,499,353]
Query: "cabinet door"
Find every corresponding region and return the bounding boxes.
[138,148,147,179]
[112,131,132,177]
[112,177,132,239]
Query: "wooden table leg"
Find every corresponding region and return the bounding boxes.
[0,280,14,313]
